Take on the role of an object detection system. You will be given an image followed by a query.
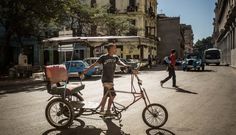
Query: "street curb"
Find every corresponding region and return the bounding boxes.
[230,65,236,69]
[0,79,45,88]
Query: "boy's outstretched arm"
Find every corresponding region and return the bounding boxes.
[83,61,99,74]
[117,60,129,67]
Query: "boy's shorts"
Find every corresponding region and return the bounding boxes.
[103,82,116,97]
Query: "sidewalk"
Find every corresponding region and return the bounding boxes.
[0,78,44,88]
[0,72,45,88]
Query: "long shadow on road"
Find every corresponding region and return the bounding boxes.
[42,118,130,135]
[146,127,175,135]
[186,69,215,73]
[162,86,198,95]
[42,119,103,135]
[42,118,175,135]
[0,83,46,96]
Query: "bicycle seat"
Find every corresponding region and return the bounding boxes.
[45,64,85,95]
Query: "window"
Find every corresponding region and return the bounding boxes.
[127,0,137,12]
[131,19,136,25]
[129,0,136,7]
[133,55,139,59]
[91,0,96,8]
[126,55,132,59]
[108,0,116,13]
[145,26,148,37]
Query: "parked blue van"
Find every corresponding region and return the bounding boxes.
[64,60,96,77]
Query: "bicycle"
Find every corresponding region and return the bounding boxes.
[44,65,168,129]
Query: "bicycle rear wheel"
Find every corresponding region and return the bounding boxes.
[45,98,74,128]
[67,93,84,118]
[142,103,168,128]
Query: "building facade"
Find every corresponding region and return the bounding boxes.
[181,24,194,54]
[213,0,236,67]
[0,25,41,71]
[156,14,185,61]
[79,0,158,61]
[40,0,159,66]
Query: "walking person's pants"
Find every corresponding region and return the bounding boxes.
[161,67,176,86]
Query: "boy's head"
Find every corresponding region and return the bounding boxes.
[106,43,117,55]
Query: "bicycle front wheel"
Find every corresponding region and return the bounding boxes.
[142,103,168,128]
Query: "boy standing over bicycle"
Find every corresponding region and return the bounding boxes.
[83,43,128,115]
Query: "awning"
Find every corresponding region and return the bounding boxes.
[42,37,83,45]
[42,36,158,48]
[42,36,141,43]
[80,36,141,41]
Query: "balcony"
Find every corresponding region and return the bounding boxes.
[147,7,155,18]
[225,5,236,30]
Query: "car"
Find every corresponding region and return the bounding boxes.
[64,60,97,78]
[163,56,182,66]
[83,57,123,73]
[182,53,205,71]
[119,58,139,73]
[203,48,221,65]
[163,56,170,65]
[126,59,140,67]
[83,57,102,74]
[176,58,183,66]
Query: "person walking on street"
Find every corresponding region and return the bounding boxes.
[148,54,152,69]
[83,43,128,115]
[160,49,177,88]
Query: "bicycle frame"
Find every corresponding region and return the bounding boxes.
[96,71,152,115]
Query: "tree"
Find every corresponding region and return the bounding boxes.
[0,0,136,73]
[194,36,213,56]
[61,3,137,36]
[0,0,77,72]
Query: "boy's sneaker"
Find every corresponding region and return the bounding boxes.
[105,110,114,116]
[99,110,106,115]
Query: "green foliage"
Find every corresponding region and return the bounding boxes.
[0,0,136,72]
[0,0,136,38]
[102,15,137,36]
[62,3,137,36]
[195,36,213,47]
[0,0,78,71]
[194,36,213,56]
[0,0,79,40]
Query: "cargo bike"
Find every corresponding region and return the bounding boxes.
[42,36,168,129]
[44,64,168,129]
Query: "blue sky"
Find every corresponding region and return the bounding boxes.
[158,0,216,43]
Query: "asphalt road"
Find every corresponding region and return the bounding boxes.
[0,65,235,135]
